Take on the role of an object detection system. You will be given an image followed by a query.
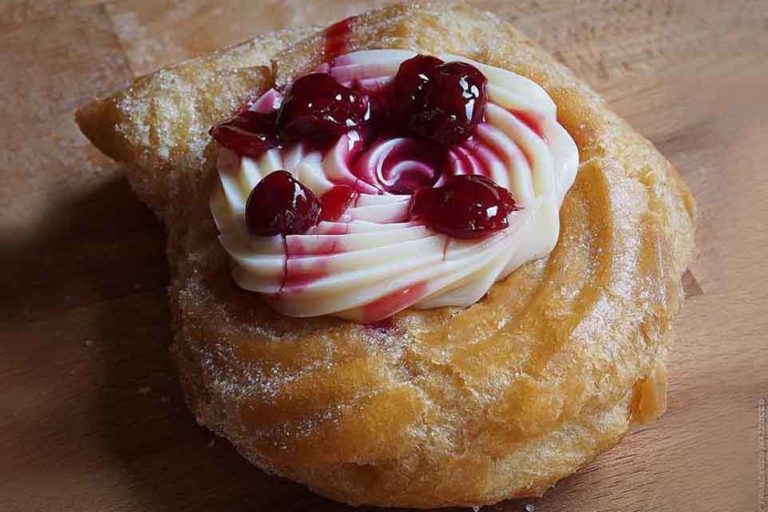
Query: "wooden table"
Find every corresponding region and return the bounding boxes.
[1,1,767,511]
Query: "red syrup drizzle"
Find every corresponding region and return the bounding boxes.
[451,139,493,178]
[442,238,451,262]
[279,238,340,294]
[318,222,353,235]
[323,17,354,60]
[365,317,395,331]
[276,186,359,295]
[279,236,289,294]
[319,185,361,222]
[512,110,545,140]
[281,261,331,293]
[361,281,428,323]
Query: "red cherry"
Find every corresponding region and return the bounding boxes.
[209,111,278,158]
[319,185,360,222]
[245,171,321,236]
[393,56,487,146]
[391,54,443,115]
[277,73,369,141]
[409,175,518,239]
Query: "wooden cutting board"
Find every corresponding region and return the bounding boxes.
[1,1,767,511]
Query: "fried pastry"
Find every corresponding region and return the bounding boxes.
[76,1,695,507]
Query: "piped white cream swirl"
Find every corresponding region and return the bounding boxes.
[210,50,579,322]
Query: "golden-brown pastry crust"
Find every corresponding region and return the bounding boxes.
[76,1,695,507]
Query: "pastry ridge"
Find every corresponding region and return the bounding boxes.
[76,1,695,507]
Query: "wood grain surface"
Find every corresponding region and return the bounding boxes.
[1,1,767,511]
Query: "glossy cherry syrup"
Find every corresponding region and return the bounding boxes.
[245,171,321,236]
[513,110,545,139]
[277,73,369,141]
[209,111,278,158]
[324,17,354,59]
[319,185,360,221]
[409,175,519,239]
